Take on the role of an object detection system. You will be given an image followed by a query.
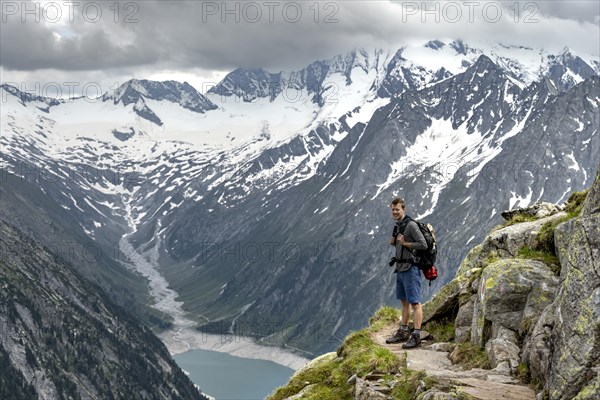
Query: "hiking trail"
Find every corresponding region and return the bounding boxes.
[371,325,536,400]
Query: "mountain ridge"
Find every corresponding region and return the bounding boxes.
[1,40,598,357]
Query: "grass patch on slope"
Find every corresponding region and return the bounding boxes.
[451,342,489,370]
[268,306,438,400]
[369,306,401,332]
[494,214,539,231]
[425,319,456,343]
[268,327,402,400]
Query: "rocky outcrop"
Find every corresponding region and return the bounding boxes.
[423,212,563,329]
[501,201,563,221]
[544,216,599,398]
[481,212,566,258]
[422,166,600,399]
[353,377,390,400]
[422,244,485,324]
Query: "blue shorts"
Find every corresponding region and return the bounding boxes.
[396,265,421,304]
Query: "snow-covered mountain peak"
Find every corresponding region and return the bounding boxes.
[449,39,474,55]
[208,68,282,102]
[557,45,575,57]
[1,84,63,112]
[424,40,445,51]
[318,48,386,76]
[471,54,504,73]
[99,79,217,125]
[209,48,391,105]
[402,40,598,90]
[540,47,597,92]
[103,79,215,110]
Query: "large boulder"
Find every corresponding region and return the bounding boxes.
[425,212,566,328]
[481,212,567,258]
[545,213,600,400]
[424,212,563,332]
[471,259,558,345]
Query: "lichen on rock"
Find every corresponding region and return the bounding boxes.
[470,258,558,345]
[545,213,600,400]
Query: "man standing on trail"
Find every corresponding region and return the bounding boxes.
[386,197,428,348]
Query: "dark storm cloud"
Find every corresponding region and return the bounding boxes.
[534,0,600,22]
[0,0,353,72]
[0,17,160,70]
[0,1,598,74]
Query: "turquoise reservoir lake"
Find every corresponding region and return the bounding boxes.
[174,349,296,400]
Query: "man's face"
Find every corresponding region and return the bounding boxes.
[391,204,404,221]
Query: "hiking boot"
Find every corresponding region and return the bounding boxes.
[402,332,421,349]
[385,328,410,344]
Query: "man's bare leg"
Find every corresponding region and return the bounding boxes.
[401,299,411,326]
[412,303,422,330]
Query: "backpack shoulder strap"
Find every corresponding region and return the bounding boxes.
[396,215,413,234]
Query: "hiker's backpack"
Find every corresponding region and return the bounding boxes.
[395,216,438,285]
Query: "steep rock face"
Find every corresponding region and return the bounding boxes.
[0,221,207,400]
[521,304,555,386]
[0,172,167,330]
[545,192,600,398]
[423,165,600,399]
[523,164,600,400]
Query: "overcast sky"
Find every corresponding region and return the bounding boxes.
[1,0,598,96]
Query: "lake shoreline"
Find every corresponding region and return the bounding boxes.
[118,233,311,371]
[158,326,312,370]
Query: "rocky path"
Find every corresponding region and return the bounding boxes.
[371,325,537,400]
